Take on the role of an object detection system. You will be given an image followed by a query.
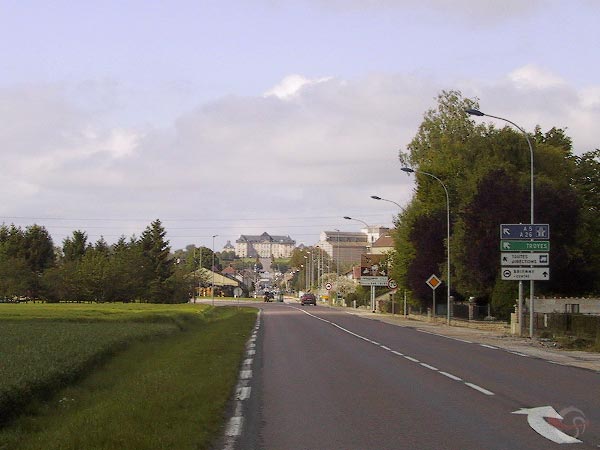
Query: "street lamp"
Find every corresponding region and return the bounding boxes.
[401,167,452,325]
[466,108,535,338]
[212,234,218,306]
[370,195,405,210]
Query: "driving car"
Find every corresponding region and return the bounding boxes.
[300,293,316,306]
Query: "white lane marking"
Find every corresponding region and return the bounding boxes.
[292,306,497,397]
[243,358,253,367]
[479,344,498,349]
[417,329,474,344]
[439,371,463,381]
[464,382,495,396]
[236,387,251,401]
[512,406,582,444]
[509,351,529,357]
[240,369,252,379]
[225,416,244,436]
[247,349,256,356]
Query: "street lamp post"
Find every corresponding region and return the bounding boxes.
[211,234,218,306]
[466,108,535,338]
[344,215,377,312]
[371,195,405,210]
[401,167,452,325]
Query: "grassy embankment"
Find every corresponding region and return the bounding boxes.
[0,302,257,450]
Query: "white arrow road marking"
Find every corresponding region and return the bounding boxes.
[512,406,582,444]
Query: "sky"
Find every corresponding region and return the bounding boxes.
[1,0,599,251]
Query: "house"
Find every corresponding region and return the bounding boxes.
[371,234,395,255]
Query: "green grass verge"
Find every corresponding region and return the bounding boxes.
[0,304,257,450]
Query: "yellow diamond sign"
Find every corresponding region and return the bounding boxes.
[426,274,442,290]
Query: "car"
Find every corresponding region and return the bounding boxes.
[300,293,316,306]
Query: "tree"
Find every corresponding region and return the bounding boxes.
[140,219,174,303]
[23,225,54,270]
[62,230,88,262]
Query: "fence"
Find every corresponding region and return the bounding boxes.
[527,313,600,339]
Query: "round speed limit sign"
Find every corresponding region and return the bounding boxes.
[387,279,398,289]
[325,282,332,290]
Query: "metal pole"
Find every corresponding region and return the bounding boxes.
[401,168,451,325]
[467,110,535,338]
[211,235,218,306]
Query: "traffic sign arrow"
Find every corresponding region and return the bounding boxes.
[512,406,581,444]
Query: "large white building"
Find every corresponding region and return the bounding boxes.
[235,232,296,258]
[317,226,390,268]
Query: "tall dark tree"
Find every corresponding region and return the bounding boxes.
[140,219,173,302]
[62,230,88,262]
[23,225,54,274]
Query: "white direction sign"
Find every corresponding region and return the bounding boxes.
[360,276,388,287]
[502,267,550,281]
[501,253,549,267]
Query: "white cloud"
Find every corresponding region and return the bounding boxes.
[508,64,565,90]
[1,70,598,249]
[263,74,333,100]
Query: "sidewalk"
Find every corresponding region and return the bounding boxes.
[337,307,600,373]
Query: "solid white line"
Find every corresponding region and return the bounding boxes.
[420,363,439,371]
[479,344,498,349]
[391,350,404,356]
[464,382,495,396]
[416,329,473,344]
[439,371,463,381]
[380,345,391,351]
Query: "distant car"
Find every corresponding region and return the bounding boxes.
[300,293,316,306]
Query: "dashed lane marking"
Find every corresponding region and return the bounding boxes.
[291,307,495,397]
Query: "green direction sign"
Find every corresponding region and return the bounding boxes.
[501,240,550,252]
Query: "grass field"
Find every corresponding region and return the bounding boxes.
[0,302,257,450]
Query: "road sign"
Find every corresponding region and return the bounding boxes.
[360,276,388,287]
[387,279,398,289]
[500,224,550,240]
[426,274,442,290]
[501,253,549,266]
[360,254,386,277]
[501,267,550,281]
[501,240,550,252]
[325,282,332,290]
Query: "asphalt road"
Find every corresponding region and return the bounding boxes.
[223,302,600,450]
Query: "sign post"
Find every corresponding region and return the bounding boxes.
[426,274,442,318]
[500,224,550,337]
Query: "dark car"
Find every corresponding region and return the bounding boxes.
[300,293,316,306]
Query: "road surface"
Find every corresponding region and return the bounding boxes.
[221,302,600,450]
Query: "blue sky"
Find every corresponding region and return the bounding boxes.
[1,1,599,250]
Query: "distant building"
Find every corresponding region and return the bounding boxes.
[222,240,235,253]
[317,227,391,268]
[371,234,395,255]
[235,232,296,258]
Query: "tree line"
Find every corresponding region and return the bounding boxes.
[392,91,600,318]
[0,219,220,303]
